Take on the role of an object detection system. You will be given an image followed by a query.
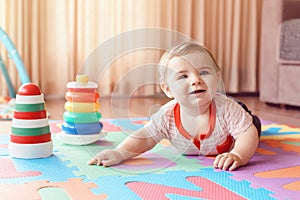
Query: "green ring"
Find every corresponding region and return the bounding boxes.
[14,103,45,112]
[11,126,50,136]
[63,111,102,124]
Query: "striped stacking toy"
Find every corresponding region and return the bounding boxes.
[57,75,106,145]
[9,83,53,158]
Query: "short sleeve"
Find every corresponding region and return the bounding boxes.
[223,98,253,139]
[144,104,172,142]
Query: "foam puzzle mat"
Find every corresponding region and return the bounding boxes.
[0,118,299,199]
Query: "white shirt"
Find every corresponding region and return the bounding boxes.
[144,93,253,156]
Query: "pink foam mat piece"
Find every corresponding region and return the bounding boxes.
[0,157,41,178]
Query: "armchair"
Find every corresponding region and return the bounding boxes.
[260,0,300,107]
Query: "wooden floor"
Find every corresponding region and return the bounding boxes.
[46,95,300,127]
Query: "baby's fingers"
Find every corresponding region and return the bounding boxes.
[87,157,98,165]
[87,151,108,166]
[213,154,222,168]
[229,161,239,171]
[101,158,119,167]
[87,157,103,166]
[88,149,123,167]
[222,157,234,171]
[214,153,242,171]
[214,154,227,169]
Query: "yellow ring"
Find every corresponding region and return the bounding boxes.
[64,101,100,112]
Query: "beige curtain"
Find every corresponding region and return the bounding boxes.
[0,0,262,98]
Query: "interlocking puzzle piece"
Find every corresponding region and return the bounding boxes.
[0,157,41,178]
[104,118,148,132]
[263,138,300,155]
[0,144,8,156]
[127,176,250,200]
[113,152,177,172]
[261,123,300,139]
[0,121,12,133]
[101,120,122,132]
[0,155,78,184]
[255,165,300,192]
[90,169,273,200]
[49,120,65,133]
[38,187,71,199]
[0,178,107,200]
[0,139,9,156]
[229,141,300,199]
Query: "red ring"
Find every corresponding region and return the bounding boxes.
[13,110,47,119]
[10,133,51,144]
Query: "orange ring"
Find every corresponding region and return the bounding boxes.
[65,91,100,102]
[67,88,96,93]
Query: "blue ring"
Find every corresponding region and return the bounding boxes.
[62,122,103,135]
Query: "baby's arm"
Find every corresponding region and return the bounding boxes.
[214,124,259,171]
[88,128,157,167]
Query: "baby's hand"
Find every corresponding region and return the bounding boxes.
[88,149,123,167]
[213,152,243,171]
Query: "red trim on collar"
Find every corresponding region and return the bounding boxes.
[174,101,216,150]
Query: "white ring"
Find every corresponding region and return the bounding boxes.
[9,141,53,159]
[15,94,44,104]
[56,131,106,145]
[12,118,49,128]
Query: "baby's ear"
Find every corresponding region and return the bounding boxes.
[160,82,173,98]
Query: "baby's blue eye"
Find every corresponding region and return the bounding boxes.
[200,71,209,76]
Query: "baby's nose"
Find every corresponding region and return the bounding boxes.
[191,74,204,85]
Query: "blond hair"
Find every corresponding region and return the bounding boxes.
[158,42,220,83]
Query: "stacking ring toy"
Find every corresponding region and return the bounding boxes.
[63,111,102,124]
[62,122,103,135]
[64,102,100,112]
[65,91,100,102]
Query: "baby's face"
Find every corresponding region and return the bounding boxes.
[164,51,220,107]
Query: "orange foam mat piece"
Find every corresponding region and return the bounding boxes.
[255,165,300,192]
[255,165,300,179]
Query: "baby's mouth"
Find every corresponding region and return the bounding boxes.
[189,89,206,95]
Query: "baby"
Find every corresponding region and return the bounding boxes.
[88,42,261,171]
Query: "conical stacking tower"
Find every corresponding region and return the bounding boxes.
[57,75,105,145]
[9,83,53,158]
